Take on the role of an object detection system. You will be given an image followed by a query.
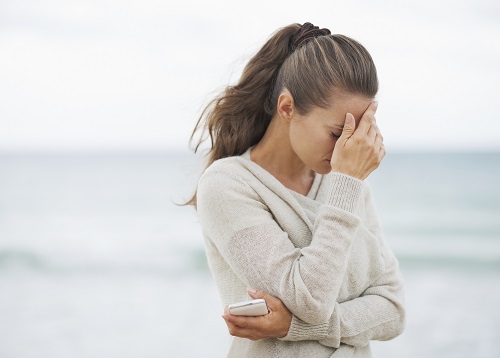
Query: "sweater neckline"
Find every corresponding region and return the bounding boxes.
[241,147,322,199]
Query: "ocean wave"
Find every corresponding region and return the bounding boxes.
[1,247,499,275]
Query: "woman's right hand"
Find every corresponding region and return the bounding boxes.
[330,101,385,180]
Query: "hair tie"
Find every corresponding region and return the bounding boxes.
[289,22,331,53]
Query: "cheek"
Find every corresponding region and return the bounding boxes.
[309,133,336,161]
[289,121,334,156]
[323,133,337,150]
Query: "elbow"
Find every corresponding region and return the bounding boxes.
[383,270,407,340]
[383,303,406,341]
[394,304,406,338]
[392,288,407,339]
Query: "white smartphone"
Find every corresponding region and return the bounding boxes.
[228,298,268,316]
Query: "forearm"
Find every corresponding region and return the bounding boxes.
[281,287,405,348]
[331,288,405,347]
[280,249,405,348]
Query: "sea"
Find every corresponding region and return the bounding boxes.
[0,150,499,358]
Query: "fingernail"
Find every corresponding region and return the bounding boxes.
[247,288,257,294]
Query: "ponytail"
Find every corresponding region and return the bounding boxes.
[185,24,300,206]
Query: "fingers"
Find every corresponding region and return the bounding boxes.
[374,130,384,148]
[247,288,274,311]
[379,143,386,160]
[361,101,383,147]
[247,287,265,299]
[367,123,377,142]
[222,313,266,340]
[339,113,356,139]
[223,311,255,328]
[376,136,386,162]
[370,121,385,159]
[356,101,378,135]
[224,321,260,340]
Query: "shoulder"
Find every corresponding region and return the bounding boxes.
[197,156,260,204]
[202,156,244,176]
[199,156,250,187]
[196,157,270,228]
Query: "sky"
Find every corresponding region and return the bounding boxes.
[0,0,499,152]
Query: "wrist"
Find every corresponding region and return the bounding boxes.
[330,167,364,180]
[277,313,292,338]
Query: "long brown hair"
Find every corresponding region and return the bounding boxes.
[186,23,378,206]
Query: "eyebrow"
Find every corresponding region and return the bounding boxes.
[327,123,344,130]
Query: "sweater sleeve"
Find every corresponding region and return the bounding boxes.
[279,182,406,347]
[196,168,363,325]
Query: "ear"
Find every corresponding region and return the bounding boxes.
[276,90,295,122]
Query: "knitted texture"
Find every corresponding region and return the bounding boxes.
[196,149,405,357]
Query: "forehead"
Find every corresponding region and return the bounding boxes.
[307,91,373,127]
[326,92,373,120]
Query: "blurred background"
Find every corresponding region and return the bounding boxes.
[1,0,499,357]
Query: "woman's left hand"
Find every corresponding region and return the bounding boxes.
[222,288,292,340]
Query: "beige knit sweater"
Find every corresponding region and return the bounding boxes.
[196,148,405,357]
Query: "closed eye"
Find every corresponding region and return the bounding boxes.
[330,132,341,139]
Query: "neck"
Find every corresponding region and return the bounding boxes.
[250,115,315,194]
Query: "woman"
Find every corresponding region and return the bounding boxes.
[188,22,405,357]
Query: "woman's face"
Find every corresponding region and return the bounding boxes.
[288,92,374,174]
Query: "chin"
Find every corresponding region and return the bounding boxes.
[314,163,332,175]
